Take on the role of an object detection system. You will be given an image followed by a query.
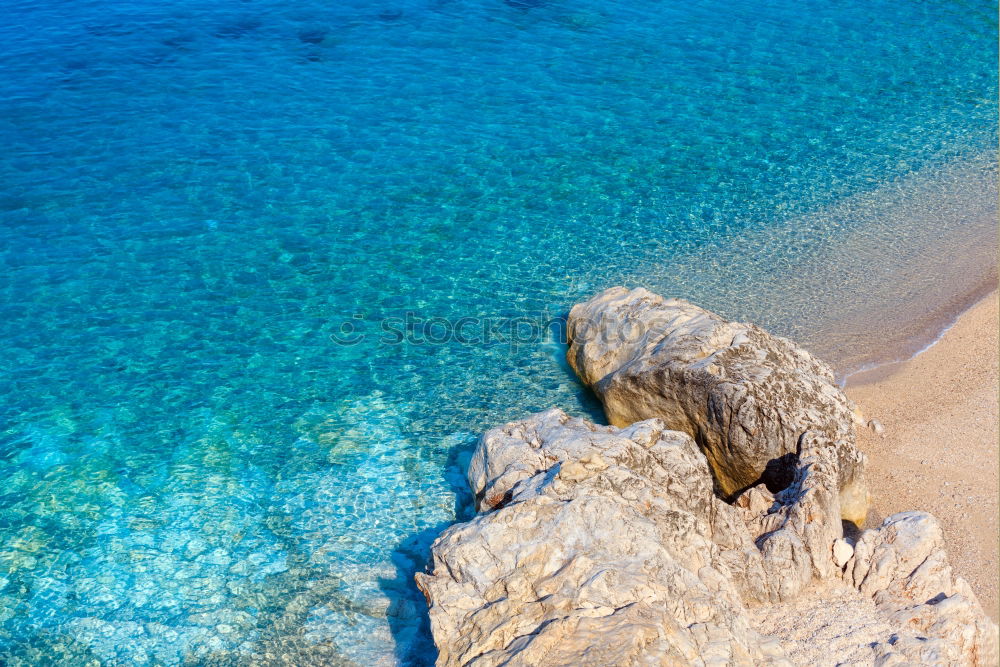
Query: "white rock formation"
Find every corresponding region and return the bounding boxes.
[846,511,998,665]
[415,289,998,666]
[417,409,790,666]
[565,286,868,525]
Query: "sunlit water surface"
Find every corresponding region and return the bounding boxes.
[0,0,996,663]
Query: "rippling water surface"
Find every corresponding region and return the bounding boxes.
[0,0,996,663]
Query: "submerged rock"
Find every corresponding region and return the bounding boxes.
[297,28,329,45]
[566,286,869,525]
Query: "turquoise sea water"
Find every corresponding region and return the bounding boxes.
[0,0,996,663]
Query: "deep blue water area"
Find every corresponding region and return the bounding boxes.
[0,0,996,663]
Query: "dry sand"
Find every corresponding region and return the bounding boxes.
[846,290,999,620]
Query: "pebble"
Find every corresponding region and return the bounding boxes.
[866,418,885,435]
[832,538,854,568]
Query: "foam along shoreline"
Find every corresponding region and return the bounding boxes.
[774,153,999,380]
[837,270,998,387]
[626,151,998,381]
[847,289,999,620]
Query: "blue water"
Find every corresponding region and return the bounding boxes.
[0,0,995,663]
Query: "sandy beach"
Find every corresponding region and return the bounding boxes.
[847,290,999,620]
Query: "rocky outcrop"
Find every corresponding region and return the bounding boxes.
[415,289,998,666]
[565,286,869,525]
[416,409,789,666]
[417,410,997,666]
[846,512,998,665]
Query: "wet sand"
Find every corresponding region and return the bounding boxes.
[846,289,999,620]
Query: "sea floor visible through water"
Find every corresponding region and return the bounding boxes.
[0,0,996,663]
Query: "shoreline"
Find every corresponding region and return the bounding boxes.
[627,150,999,385]
[839,271,999,386]
[845,288,999,619]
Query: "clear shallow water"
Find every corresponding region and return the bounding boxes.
[0,0,996,663]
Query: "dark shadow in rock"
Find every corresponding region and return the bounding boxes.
[379,434,477,666]
[721,432,804,501]
[842,519,865,542]
[702,450,799,504]
[762,451,800,494]
[475,485,513,512]
[720,478,753,504]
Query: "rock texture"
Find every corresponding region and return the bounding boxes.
[417,411,997,666]
[566,286,869,525]
[416,409,789,666]
[756,511,999,666]
[416,289,998,666]
[846,511,998,665]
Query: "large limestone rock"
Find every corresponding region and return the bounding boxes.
[417,410,998,666]
[756,510,999,665]
[846,511,998,665]
[416,409,790,666]
[566,286,869,525]
[415,290,997,665]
